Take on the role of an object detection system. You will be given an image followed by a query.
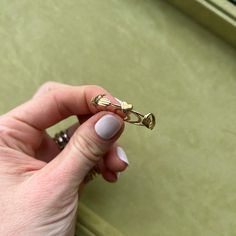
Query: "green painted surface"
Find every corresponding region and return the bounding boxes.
[0,0,236,235]
[167,0,236,48]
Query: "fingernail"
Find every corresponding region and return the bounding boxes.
[115,97,122,105]
[117,146,129,165]
[95,114,122,140]
[117,172,121,179]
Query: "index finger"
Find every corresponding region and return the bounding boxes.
[6,84,119,130]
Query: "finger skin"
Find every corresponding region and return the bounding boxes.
[36,121,128,183]
[6,83,121,130]
[33,81,71,98]
[104,144,128,172]
[102,170,118,183]
[0,82,123,155]
[0,82,128,236]
[36,112,125,190]
[65,123,128,182]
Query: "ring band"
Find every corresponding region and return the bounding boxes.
[53,129,99,181]
[84,166,100,183]
[53,129,70,150]
[91,94,156,130]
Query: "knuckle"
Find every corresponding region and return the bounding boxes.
[38,81,59,93]
[35,81,62,98]
[0,125,17,147]
[72,134,106,164]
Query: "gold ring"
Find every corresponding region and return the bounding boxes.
[91,94,156,130]
[83,166,100,183]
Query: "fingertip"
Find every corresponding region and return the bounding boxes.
[94,113,124,141]
[116,146,129,165]
[102,170,118,183]
[104,145,128,173]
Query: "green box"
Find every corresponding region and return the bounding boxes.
[167,0,236,48]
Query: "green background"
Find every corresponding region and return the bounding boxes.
[0,0,236,235]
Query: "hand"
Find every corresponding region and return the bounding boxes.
[0,82,128,236]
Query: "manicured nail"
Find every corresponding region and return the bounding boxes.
[117,172,121,179]
[95,114,121,140]
[115,97,122,105]
[117,146,129,165]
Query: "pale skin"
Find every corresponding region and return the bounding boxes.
[0,82,127,236]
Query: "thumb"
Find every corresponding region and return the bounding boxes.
[41,112,124,189]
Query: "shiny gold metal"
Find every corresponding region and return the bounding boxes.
[92,94,111,107]
[84,167,100,183]
[91,94,156,130]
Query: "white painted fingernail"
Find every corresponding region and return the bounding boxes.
[115,97,122,105]
[117,172,121,179]
[117,146,129,165]
[95,115,121,140]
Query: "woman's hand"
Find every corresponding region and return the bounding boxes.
[0,82,128,236]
